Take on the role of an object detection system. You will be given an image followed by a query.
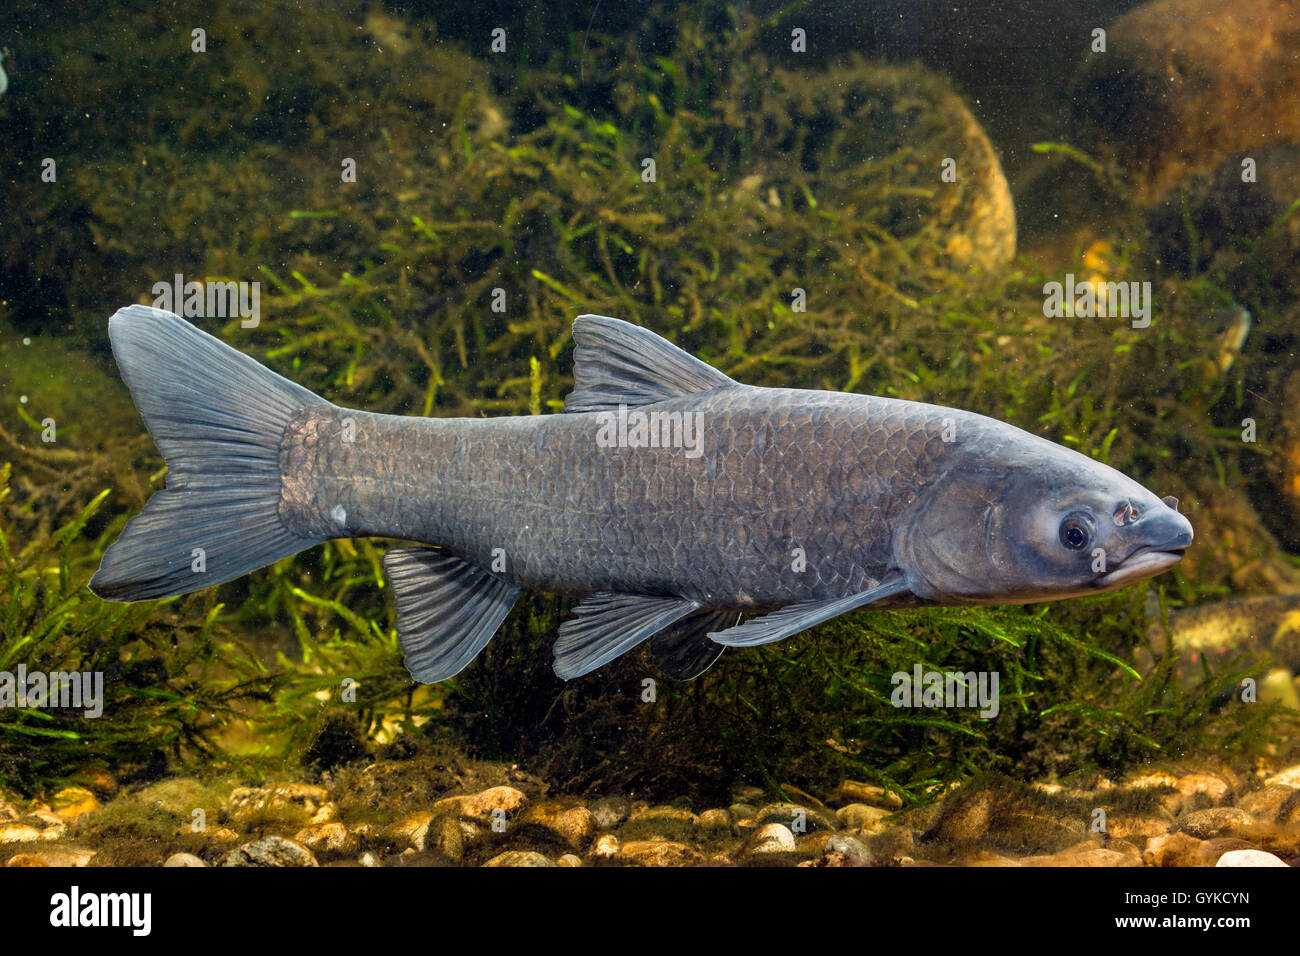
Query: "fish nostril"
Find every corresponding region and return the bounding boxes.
[1161,495,1180,512]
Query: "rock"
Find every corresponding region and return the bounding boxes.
[1236,785,1297,824]
[753,802,837,834]
[5,848,96,867]
[386,812,434,850]
[1266,765,1300,789]
[1143,832,1255,867]
[837,803,891,831]
[556,854,583,867]
[227,783,330,827]
[433,786,527,823]
[1074,0,1300,204]
[413,815,464,861]
[1125,770,1180,791]
[588,796,630,830]
[1216,849,1291,867]
[293,822,358,858]
[518,804,598,850]
[50,787,99,821]
[482,851,554,867]
[728,803,757,824]
[1176,773,1231,802]
[926,788,995,842]
[743,823,797,855]
[615,840,704,867]
[822,833,875,866]
[745,58,1016,271]
[358,851,380,867]
[622,805,700,842]
[1179,807,1254,840]
[1103,813,1173,842]
[1020,846,1140,867]
[222,836,319,867]
[207,827,240,845]
[307,802,338,825]
[869,825,916,863]
[591,834,620,859]
[835,781,903,810]
[163,853,206,867]
[698,809,732,831]
[0,823,45,844]
[135,778,210,817]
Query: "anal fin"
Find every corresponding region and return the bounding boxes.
[708,575,911,648]
[554,592,700,680]
[383,548,521,683]
[649,609,739,680]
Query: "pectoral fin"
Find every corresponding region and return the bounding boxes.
[383,548,521,683]
[708,575,912,648]
[554,592,701,679]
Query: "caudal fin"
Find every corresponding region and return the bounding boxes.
[90,305,328,601]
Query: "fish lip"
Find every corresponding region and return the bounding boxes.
[1095,546,1187,588]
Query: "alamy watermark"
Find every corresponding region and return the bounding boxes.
[0,665,103,718]
[891,664,999,718]
[1043,273,1151,329]
[595,404,704,459]
[151,273,260,327]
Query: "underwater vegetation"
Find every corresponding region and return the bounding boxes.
[0,0,1296,808]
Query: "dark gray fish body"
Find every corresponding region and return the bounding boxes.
[91,306,1194,683]
[280,388,951,609]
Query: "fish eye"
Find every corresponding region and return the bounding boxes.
[1058,513,1092,551]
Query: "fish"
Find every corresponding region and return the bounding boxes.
[90,305,1194,683]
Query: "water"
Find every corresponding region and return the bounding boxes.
[0,0,1297,879]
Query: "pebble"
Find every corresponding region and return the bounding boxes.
[163,853,206,867]
[1179,807,1254,840]
[518,803,598,850]
[482,851,554,867]
[135,778,210,816]
[698,809,732,831]
[0,823,45,844]
[1176,773,1231,802]
[5,848,97,867]
[835,781,903,810]
[1235,785,1296,824]
[414,815,464,861]
[588,796,630,829]
[433,786,527,822]
[1265,765,1300,789]
[822,833,874,867]
[590,834,620,859]
[227,783,330,826]
[386,812,434,850]
[293,822,358,858]
[556,854,583,867]
[836,803,890,831]
[1215,849,1290,867]
[222,836,319,867]
[752,802,836,834]
[1102,813,1173,842]
[615,840,704,867]
[744,823,796,854]
[51,787,99,821]
[622,805,700,842]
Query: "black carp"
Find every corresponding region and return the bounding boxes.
[91,306,1193,682]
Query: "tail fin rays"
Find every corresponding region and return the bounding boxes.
[90,305,327,601]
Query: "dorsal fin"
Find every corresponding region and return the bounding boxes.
[564,314,737,413]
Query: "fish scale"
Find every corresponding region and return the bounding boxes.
[280,388,956,609]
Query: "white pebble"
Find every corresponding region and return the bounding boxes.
[1216,849,1289,867]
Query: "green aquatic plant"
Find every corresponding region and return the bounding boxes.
[0,0,1290,803]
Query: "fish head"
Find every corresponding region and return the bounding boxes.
[896,442,1193,605]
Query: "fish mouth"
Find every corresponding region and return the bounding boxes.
[1095,546,1188,588]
